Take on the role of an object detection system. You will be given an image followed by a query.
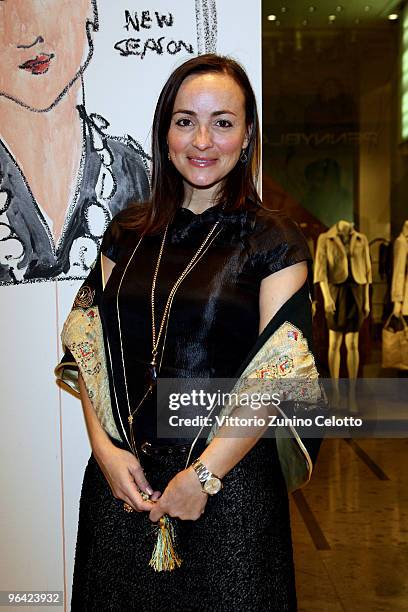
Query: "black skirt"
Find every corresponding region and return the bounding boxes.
[327,281,365,333]
[71,437,297,612]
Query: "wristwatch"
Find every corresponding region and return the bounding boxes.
[191,458,223,495]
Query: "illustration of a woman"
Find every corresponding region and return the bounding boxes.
[0,0,150,285]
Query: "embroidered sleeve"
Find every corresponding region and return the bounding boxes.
[54,254,122,442]
[205,320,326,492]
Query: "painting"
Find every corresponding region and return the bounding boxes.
[0,0,217,285]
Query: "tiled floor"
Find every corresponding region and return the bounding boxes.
[291,438,408,611]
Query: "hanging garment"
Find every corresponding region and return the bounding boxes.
[391,221,408,316]
[314,222,372,285]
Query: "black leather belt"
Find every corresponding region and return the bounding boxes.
[140,441,190,456]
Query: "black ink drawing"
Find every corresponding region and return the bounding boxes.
[115,2,218,60]
[0,0,217,286]
[124,10,174,31]
[0,0,149,286]
[114,36,194,60]
[195,0,217,55]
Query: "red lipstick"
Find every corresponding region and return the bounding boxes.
[19,53,54,75]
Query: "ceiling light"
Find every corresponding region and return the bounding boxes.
[281,6,288,13]
[328,14,336,22]
[308,5,316,12]
[302,19,309,26]
[364,5,371,12]
[336,5,344,12]
[267,14,277,21]
[388,13,399,20]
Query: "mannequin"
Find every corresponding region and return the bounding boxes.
[314,220,372,411]
[391,220,408,317]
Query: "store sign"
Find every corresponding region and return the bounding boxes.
[268,132,378,147]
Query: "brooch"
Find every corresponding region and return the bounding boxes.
[73,285,95,309]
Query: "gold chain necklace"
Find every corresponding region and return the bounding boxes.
[148,220,221,386]
[104,215,223,572]
[115,219,223,458]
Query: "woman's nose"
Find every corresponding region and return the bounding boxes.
[17,35,44,49]
[192,126,213,150]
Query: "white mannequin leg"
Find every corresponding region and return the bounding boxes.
[345,331,359,412]
[328,330,343,406]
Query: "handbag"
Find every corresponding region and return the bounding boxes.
[382,314,408,370]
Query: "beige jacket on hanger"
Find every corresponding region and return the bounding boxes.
[391,221,408,315]
[314,223,372,285]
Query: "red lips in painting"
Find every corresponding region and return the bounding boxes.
[19,53,55,75]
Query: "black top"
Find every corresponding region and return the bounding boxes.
[100,200,312,445]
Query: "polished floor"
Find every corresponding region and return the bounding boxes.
[291,438,408,611]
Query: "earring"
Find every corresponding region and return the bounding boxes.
[240,149,248,163]
[168,151,171,161]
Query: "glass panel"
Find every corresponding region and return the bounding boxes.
[262,1,406,380]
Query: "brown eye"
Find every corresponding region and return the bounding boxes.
[176,118,193,127]
[216,119,233,128]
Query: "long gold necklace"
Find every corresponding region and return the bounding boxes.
[108,218,222,571]
[148,220,222,386]
[115,219,222,456]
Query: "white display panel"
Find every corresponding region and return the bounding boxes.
[0,1,261,609]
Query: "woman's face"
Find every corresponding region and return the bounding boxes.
[167,72,249,190]
[0,0,95,111]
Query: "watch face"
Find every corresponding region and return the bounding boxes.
[203,477,222,495]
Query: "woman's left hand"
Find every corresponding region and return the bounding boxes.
[148,466,208,522]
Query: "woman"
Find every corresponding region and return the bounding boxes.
[0,0,149,284]
[56,54,322,611]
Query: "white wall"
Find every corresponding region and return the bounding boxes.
[0,1,261,610]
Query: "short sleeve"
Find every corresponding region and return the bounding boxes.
[248,209,312,281]
[100,215,122,262]
[54,248,103,397]
[54,228,122,441]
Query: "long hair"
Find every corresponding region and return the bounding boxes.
[119,54,261,235]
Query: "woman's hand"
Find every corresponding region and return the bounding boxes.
[148,467,208,523]
[95,443,162,512]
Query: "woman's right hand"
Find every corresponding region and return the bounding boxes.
[94,442,162,512]
[77,374,161,511]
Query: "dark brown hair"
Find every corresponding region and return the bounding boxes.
[119,54,261,235]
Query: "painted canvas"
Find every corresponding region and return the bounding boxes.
[0,0,217,285]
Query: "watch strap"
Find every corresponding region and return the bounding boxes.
[191,458,220,483]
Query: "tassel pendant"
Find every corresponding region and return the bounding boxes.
[149,515,182,572]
